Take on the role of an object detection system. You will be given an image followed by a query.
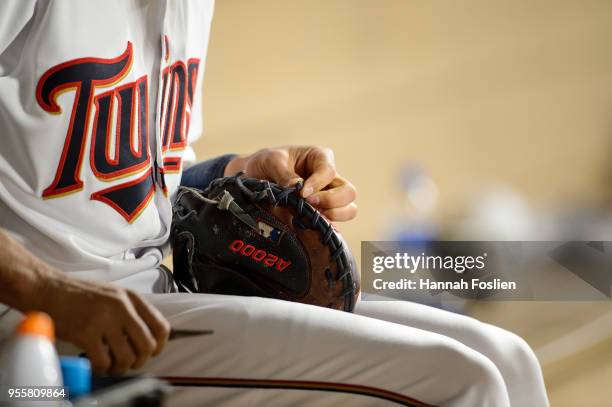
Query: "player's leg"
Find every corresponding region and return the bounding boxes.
[355,300,548,407]
[140,293,510,407]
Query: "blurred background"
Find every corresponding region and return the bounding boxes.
[193,1,612,405]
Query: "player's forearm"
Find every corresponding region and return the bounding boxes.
[0,228,56,312]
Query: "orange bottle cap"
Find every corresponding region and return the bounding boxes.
[16,312,55,342]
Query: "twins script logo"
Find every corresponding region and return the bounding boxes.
[36,40,200,222]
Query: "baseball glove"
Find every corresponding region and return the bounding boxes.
[170,173,360,312]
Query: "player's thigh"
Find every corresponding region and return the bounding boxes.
[354,300,546,405]
[354,300,537,370]
[141,293,508,407]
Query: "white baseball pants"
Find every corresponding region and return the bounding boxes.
[139,294,549,407]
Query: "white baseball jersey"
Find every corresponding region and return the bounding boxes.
[0,0,214,292]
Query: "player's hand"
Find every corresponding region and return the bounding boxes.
[224,146,357,221]
[37,274,170,374]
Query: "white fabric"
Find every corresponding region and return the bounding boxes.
[0,296,549,406]
[0,0,213,291]
[136,294,549,407]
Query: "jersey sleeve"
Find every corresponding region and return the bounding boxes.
[0,0,36,55]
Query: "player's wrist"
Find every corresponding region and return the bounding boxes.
[224,154,249,176]
[27,264,66,312]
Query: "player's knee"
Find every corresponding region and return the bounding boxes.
[467,358,509,407]
[433,342,508,405]
[475,324,540,375]
[458,321,538,374]
[499,329,541,376]
[469,354,506,391]
[441,344,496,382]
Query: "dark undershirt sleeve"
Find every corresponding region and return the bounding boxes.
[179,154,237,190]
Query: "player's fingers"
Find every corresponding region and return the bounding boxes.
[127,291,170,357]
[306,178,356,209]
[86,337,112,374]
[122,312,156,369]
[321,202,358,222]
[302,148,336,198]
[105,329,137,375]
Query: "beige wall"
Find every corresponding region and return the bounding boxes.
[199,0,612,235]
[194,1,612,405]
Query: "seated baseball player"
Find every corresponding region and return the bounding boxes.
[0,1,548,406]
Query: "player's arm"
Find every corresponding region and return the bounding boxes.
[180,147,356,221]
[0,228,170,374]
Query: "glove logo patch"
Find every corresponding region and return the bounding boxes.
[257,221,283,242]
[229,239,292,272]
